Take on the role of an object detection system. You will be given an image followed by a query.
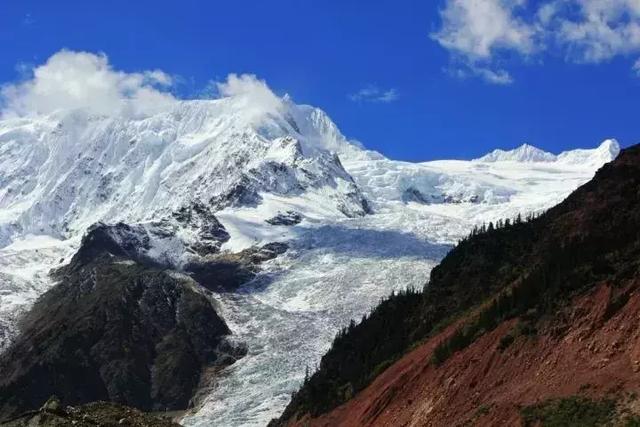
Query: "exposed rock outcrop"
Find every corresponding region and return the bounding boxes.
[1,396,181,426]
[266,211,303,226]
[185,242,288,291]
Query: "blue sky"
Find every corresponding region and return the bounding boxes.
[1,0,639,161]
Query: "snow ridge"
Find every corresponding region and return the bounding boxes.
[476,143,557,162]
[474,140,620,164]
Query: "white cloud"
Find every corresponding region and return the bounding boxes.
[349,85,399,103]
[473,67,515,84]
[0,52,291,122]
[216,73,281,108]
[552,0,640,63]
[536,2,559,26]
[634,57,640,75]
[1,50,177,118]
[432,0,640,83]
[214,73,284,120]
[431,0,535,84]
[432,0,535,59]
[447,63,514,84]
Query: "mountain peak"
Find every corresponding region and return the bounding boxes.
[556,138,620,166]
[475,143,557,162]
[596,138,621,158]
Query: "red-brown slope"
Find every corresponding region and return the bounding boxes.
[290,279,640,427]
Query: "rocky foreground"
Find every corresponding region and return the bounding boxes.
[1,396,180,426]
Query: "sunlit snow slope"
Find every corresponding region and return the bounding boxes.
[0,89,619,426]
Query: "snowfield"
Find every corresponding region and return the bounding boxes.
[0,91,619,426]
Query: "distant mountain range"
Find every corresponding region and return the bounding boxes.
[475,140,619,165]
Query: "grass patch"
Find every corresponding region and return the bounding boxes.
[475,403,491,417]
[520,396,616,427]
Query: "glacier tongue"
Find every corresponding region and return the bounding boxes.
[0,92,620,426]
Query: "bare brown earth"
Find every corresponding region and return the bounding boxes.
[287,278,640,427]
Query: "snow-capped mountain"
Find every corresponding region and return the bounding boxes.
[475,143,558,162]
[473,140,620,164]
[0,89,620,426]
[0,99,368,248]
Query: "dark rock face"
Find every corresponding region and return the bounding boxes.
[266,211,303,226]
[70,204,231,268]
[442,193,479,204]
[0,255,243,421]
[209,177,263,211]
[254,242,289,260]
[71,222,151,266]
[401,188,481,205]
[185,242,288,291]
[401,187,430,204]
[172,203,231,255]
[360,197,373,215]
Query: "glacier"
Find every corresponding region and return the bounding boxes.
[0,89,619,426]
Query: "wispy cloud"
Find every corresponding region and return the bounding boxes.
[432,0,640,84]
[348,85,399,103]
[448,65,514,85]
[431,0,534,84]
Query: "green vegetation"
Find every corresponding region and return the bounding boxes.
[462,403,493,426]
[625,415,640,427]
[475,403,491,417]
[520,396,616,427]
[431,261,557,364]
